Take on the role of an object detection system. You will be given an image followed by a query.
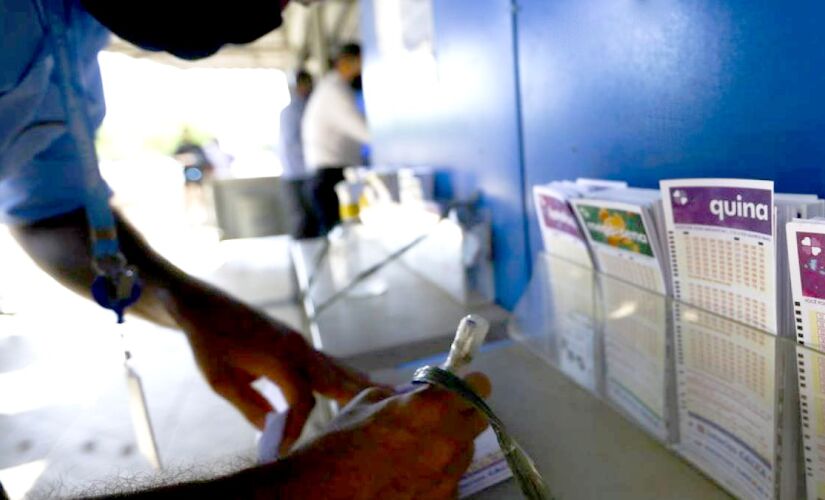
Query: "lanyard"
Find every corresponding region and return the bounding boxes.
[33,0,141,322]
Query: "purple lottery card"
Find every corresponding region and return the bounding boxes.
[537,192,583,240]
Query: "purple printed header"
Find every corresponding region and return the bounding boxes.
[538,193,583,240]
[668,186,773,236]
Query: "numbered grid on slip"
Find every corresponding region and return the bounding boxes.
[684,236,767,292]
[600,252,661,291]
[685,283,769,331]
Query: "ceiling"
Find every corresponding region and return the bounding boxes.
[104,0,361,74]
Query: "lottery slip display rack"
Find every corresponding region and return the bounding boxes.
[507,252,825,500]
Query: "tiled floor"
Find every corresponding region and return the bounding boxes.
[0,227,306,499]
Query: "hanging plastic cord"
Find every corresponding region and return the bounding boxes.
[34,0,142,324]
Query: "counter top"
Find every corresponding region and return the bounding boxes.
[373,342,729,499]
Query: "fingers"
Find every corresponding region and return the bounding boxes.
[349,386,396,406]
[417,372,492,412]
[332,386,396,422]
[210,369,273,430]
[303,348,383,403]
[421,444,474,499]
[279,392,316,456]
[443,443,475,479]
[244,346,319,454]
[256,330,380,405]
[402,372,492,440]
[463,372,492,399]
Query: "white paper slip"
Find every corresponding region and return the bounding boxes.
[660,178,778,333]
[125,364,162,470]
[542,253,601,394]
[571,198,667,294]
[457,426,513,498]
[258,410,288,464]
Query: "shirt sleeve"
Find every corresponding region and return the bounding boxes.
[0,1,110,225]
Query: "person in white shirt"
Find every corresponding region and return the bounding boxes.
[302,42,370,233]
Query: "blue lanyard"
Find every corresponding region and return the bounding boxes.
[34,0,141,322]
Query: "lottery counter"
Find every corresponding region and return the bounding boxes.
[291,219,821,498]
[479,252,813,499]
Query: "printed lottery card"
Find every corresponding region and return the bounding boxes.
[787,220,825,499]
[571,198,667,294]
[787,220,825,350]
[660,179,777,334]
[796,346,825,500]
[533,184,594,268]
[672,304,778,499]
[600,277,669,441]
[543,253,601,394]
[457,426,513,498]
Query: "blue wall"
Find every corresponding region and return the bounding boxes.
[517,0,825,258]
[360,0,529,309]
[361,0,825,306]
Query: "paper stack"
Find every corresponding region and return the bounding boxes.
[660,178,824,335]
[564,186,673,441]
[532,179,626,268]
[786,218,825,500]
[570,187,669,294]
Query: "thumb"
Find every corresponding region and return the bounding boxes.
[279,393,316,456]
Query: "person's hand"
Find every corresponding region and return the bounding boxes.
[266,372,492,500]
[159,284,374,454]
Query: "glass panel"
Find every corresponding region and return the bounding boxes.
[289,210,504,370]
[296,205,493,309]
[509,253,811,499]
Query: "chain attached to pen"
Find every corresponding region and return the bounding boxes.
[411,315,552,500]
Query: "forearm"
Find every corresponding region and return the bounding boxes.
[83,458,329,500]
[83,462,282,500]
[9,207,211,327]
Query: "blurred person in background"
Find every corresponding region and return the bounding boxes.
[302,43,370,235]
[173,127,214,222]
[174,127,214,187]
[0,0,486,497]
[279,69,318,239]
